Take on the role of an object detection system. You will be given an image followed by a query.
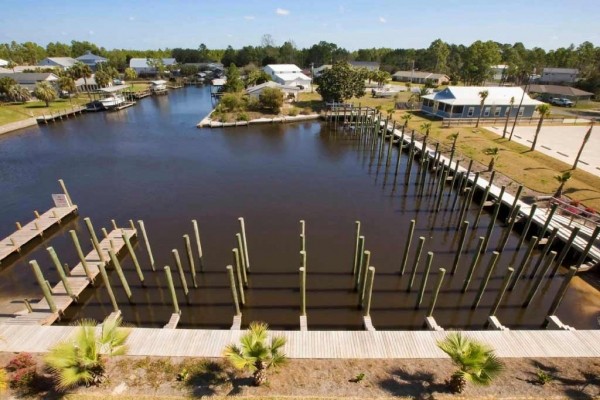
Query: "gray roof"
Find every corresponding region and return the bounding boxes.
[0,72,59,84]
[543,68,579,74]
[392,70,449,80]
[39,57,78,67]
[526,84,593,97]
[76,51,107,62]
[246,81,300,94]
[349,61,380,69]
[129,58,177,68]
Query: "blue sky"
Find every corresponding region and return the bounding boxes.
[1,0,598,50]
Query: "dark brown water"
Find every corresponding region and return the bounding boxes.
[0,86,598,330]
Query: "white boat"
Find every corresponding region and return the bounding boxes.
[151,80,168,93]
[100,94,126,109]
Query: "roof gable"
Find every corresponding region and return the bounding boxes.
[264,64,302,73]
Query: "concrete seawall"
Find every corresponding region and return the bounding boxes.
[197,113,320,128]
[0,118,37,136]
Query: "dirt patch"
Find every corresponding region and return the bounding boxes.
[2,352,599,399]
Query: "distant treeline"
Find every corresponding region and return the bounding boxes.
[1,37,599,94]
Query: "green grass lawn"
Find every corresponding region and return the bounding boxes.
[0,97,89,125]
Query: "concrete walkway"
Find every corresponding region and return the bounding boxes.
[486,125,599,177]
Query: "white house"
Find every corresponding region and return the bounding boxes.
[76,51,107,70]
[0,58,8,67]
[313,64,331,77]
[421,86,542,119]
[37,57,78,70]
[490,64,508,81]
[129,58,177,75]
[392,70,450,86]
[0,72,60,92]
[246,81,300,101]
[263,64,312,92]
[541,68,579,84]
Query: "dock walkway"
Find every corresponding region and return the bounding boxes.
[3,227,136,326]
[0,325,598,359]
[37,106,86,123]
[0,206,78,265]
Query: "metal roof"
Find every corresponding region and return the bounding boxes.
[99,84,129,93]
[392,70,449,80]
[76,52,107,62]
[0,72,59,83]
[543,68,579,74]
[527,84,593,97]
[129,58,177,68]
[275,72,311,82]
[422,86,542,106]
[264,64,302,73]
[246,81,300,94]
[39,57,78,67]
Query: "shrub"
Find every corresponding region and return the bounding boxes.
[535,368,554,385]
[259,88,284,114]
[9,367,36,392]
[288,107,299,117]
[300,107,312,115]
[6,353,36,372]
[220,93,242,112]
[219,114,229,123]
[237,112,249,122]
[0,369,8,394]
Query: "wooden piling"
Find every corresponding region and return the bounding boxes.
[506,185,523,223]
[183,234,197,288]
[575,226,600,269]
[101,227,109,239]
[172,249,189,301]
[509,236,539,291]
[236,233,248,285]
[498,205,521,253]
[515,204,538,251]
[539,203,558,240]
[111,219,118,230]
[29,260,57,313]
[84,217,106,264]
[550,227,579,277]
[363,266,375,315]
[239,217,250,271]
[462,237,485,293]
[530,228,558,279]
[109,249,132,302]
[474,186,491,228]
[137,220,155,271]
[482,202,501,253]
[490,267,514,316]
[472,251,500,309]
[523,251,557,307]
[400,219,415,275]
[58,178,73,205]
[451,221,469,275]
[352,221,361,275]
[407,237,425,292]
[357,250,371,293]
[164,266,180,314]
[69,230,93,281]
[354,236,365,286]
[546,266,577,316]
[427,268,446,317]
[123,232,145,285]
[192,220,204,272]
[456,189,472,230]
[416,252,434,309]
[98,263,119,313]
[300,267,306,316]
[300,220,306,252]
[47,247,75,299]
[226,265,241,316]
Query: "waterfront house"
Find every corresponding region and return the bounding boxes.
[490,64,508,81]
[245,81,300,101]
[0,72,59,92]
[0,58,8,67]
[541,68,579,84]
[349,61,380,71]
[37,57,78,70]
[263,64,312,92]
[129,58,177,75]
[74,74,100,92]
[75,51,108,70]
[421,86,542,119]
[392,70,450,86]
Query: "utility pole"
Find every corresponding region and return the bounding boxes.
[509,68,534,141]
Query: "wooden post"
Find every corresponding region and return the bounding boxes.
[137,220,155,271]
[490,267,514,316]
[101,227,109,240]
[456,189,472,230]
[352,221,361,275]
[451,221,469,275]
[233,248,245,305]
[416,252,434,309]
[509,236,539,291]
[354,236,365,286]
[129,219,136,230]
[111,219,118,230]
[69,230,93,281]
[109,249,132,302]
[506,185,523,223]
[172,249,189,301]
[400,219,415,275]
[394,131,403,176]
[183,234,197,288]
[123,232,145,285]
[239,217,250,271]
[359,250,372,303]
[474,185,491,228]
[84,217,106,264]
[34,210,40,219]
[530,228,558,279]
[357,250,370,293]
[407,237,425,292]
[47,247,75,299]
[363,266,375,315]
[24,299,33,313]
[472,251,500,309]
[226,265,241,316]
[164,266,180,314]
[575,226,600,268]
[58,178,73,205]
[498,204,521,252]
[300,267,306,316]
[427,268,446,317]
[435,167,449,212]
[462,237,485,293]
[482,202,501,253]
[538,203,558,240]
[236,233,248,285]
[192,220,204,272]
[546,267,577,316]
[550,227,580,277]
[300,219,306,252]
[98,263,119,313]
[16,222,22,230]
[515,204,538,251]
[29,260,57,313]
[523,251,557,307]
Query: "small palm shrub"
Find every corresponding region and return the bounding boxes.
[237,112,249,122]
[535,368,554,385]
[223,321,287,386]
[437,332,504,393]
[45,317,130,390]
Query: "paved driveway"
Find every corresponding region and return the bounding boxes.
[486,124,599,177]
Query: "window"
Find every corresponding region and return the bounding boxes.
[483,106,491,116]
[518,106,524,116]
[494,107,501,117]
[504,107,510,116]
[467,107,474,117]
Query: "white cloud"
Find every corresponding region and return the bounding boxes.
[276,8,290,16]
[88,30,95,35]
[244,15,255,20]
[379,17,386,23]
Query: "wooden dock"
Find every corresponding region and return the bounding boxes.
[0,325,598,359]
[0,205,78,265]
[3,227,136,326]
[37,106,86,124]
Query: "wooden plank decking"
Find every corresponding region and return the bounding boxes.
[3,228,136,326]
[0,324,598,359]
[0,205,78,265]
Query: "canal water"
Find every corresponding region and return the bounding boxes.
[0,86,598,330]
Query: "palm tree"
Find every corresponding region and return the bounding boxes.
[475,90,489,128]
[33,81,57,106]
[420,122,432,136]
[553,171,572,198]
[45,317,130,389]
[69,62,92,97]
[502,96,515,138]
[124,67,137,81]
[58,76,76,96]
[531,103,551,151]
[401,113,412,133]
[7,84,31,103]
[223,321,287,386]
[484,147,500,171]
[437,333,504,394]
[94,71,111,88]
[572,121,594,170]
